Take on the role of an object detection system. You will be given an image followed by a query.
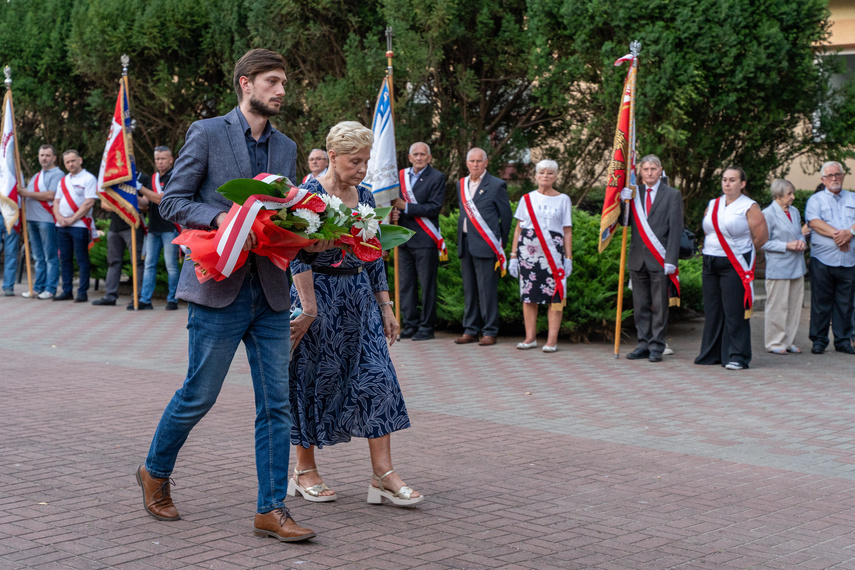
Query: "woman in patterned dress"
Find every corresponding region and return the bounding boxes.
[508,160,573,353]
[287,121,423,506]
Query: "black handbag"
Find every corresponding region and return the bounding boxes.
[679,228,696,259]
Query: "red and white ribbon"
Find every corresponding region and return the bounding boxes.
[214,173,310,277]
[459,177,506,274]
[614,53,634,66]
[523,193,565,301]
[152,171,164,195]
[399,169,447,258]
[32,171,56,219]
[711,196,755,316]
[631,190,680,296]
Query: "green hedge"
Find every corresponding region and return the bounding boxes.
[390,204,704,341]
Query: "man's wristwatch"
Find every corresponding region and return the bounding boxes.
[850,228,855,237]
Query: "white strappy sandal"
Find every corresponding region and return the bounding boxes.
[286,468,337,502]
[366,470,424,507]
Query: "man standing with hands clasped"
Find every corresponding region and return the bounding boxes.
[137,49,332,543]
[620,155,683,362]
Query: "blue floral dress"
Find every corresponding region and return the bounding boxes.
[289,180,410,448]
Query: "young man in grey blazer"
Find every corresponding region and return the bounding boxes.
[620,155,683,362]
[136,49,329,542]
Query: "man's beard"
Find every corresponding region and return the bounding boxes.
[249,96,280,118]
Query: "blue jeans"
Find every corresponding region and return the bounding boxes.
[140,229,180,303]
[1,228,20,291]
[57,226,90,296]
[27,221,59,294]
[145,273,292,513]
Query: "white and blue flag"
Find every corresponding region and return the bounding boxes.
[363,77,399,207]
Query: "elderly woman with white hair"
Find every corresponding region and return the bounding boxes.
[287,121,423,506]
[508,159,573,352]
[761,179,808,354]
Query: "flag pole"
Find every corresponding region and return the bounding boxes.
[385,26,402,327]
[613,41,640,359]
[4,67,33,297]
[121,54,139,311]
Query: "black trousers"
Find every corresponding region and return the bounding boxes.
[630,266,670,353]
[808,258,855,350]
[459,238,500,337]
[104,227,144,300]
[695,255,752,367]
[398,243,439,333]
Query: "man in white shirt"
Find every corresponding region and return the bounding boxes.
[53,149,98,302]
[302,148,328,184]
[17,145,64,299]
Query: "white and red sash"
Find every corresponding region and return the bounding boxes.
[399,169,447,260]
[32,172,56,219]
[152,171,181,233]
[302,173,312,184]
[214,173,311,277]
[631,190,680,304]
[523,193,565,301]
[60,176,98,241]
[711,196,755,318]
[459,177,507,275]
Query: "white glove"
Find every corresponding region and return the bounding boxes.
[620,187,633,201]
[664,263,676,275]
[509,258,520,278]
[563,258,573,277]
[135,172,144,190]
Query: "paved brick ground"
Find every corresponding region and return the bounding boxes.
[2,293,855,569]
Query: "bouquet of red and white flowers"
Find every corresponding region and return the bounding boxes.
[174,174,414,283]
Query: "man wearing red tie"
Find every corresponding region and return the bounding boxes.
[620,155,683,362]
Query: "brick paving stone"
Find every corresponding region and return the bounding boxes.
[4,297,855,567]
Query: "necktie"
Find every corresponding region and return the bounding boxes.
[646,188,653,214]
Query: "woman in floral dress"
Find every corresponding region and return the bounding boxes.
[508,160,573,352]
[287,121,423,507]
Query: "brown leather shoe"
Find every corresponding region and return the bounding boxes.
[454,333,478,344]
[478,335,497,346]
[136,465,180,521]
[254,508,316,542]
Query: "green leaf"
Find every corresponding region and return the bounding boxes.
[373,206,393,220]
[377,224,416,250]
[217,179,285,205]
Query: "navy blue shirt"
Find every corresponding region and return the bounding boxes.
[236,107,271,178]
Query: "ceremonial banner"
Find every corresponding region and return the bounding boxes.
[363,77,400,207]
[598,54,638,253]
[97,77,141,227]
[0,91,20,232]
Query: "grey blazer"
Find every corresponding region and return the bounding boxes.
[625,184,684,272]
[160,107,297,310]
[761,201,807,280]
[456,172,513,259]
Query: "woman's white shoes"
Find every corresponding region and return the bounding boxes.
[516,340,537,350]
[367,470,424,507]
[287,468,337,502]
[542,345,557,353]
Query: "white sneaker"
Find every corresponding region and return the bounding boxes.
[663,345,674,356]
[725,362,744,370]
[21,291,39,299]
[36,291,54,300]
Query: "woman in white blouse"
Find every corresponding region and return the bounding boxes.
[694,166,768,370]
[508,160,573,352]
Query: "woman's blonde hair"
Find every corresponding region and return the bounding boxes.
[326,121,373,155]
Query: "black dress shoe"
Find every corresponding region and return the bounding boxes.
[127,301,154,310]
[835,344,855,354]
[74,295,88,303]
[412,330,435,341]
[91,297,116,306]
[648,351,663,362]
[626,347,650,360]
[165,301,178,311]
[400,327,417,339]
[811,344,826,355]
[53,292,73,301]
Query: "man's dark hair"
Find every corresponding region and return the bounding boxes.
[233,49,287,103]
[154,145,172,154]
[39,144,56,156]
[62,149,80,159]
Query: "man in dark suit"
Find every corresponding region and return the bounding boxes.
[455,148,512,346]
[620,155,683,362]
[391,142,447,341]
[138,49,327,542]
